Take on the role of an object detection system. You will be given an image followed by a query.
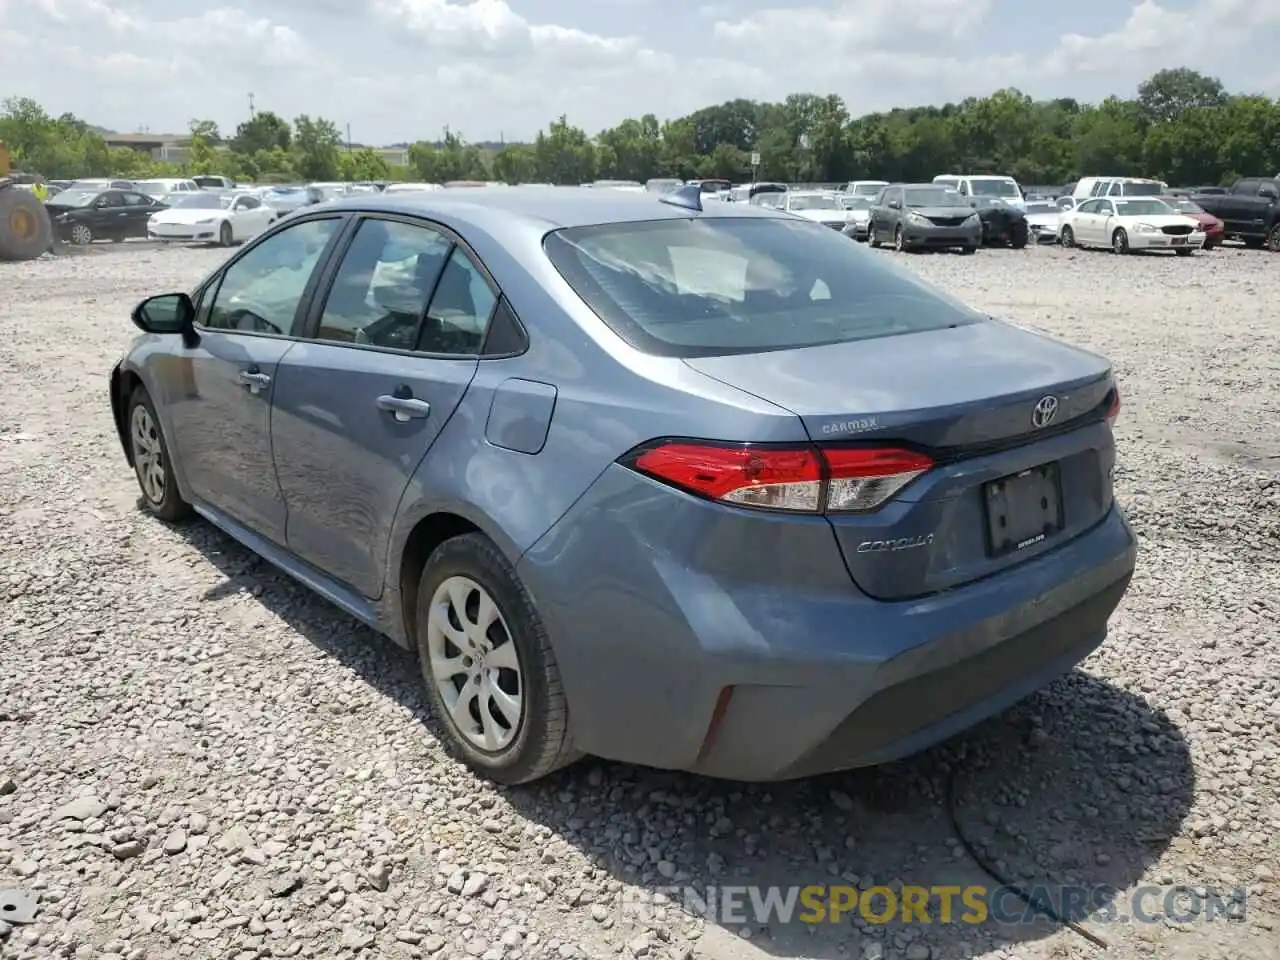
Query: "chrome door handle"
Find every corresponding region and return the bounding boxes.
[377,395,430,422]
[238,370,271,394]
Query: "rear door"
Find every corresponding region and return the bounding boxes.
[165,215,347,543]
[268,215,495,597]
[1223,179,1259,231]
[90,190,128,239]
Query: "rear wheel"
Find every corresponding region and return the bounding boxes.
[415,533,580,785]
[1010,224,1029,249]
[127,388,192,522]
[1112,228,1130,255]
[867,219,881,248]
[218,221,233,247]
[1059,225,1075,248]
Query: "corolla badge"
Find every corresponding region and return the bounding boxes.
[1031,395,1059,429]
[856,534,934,553]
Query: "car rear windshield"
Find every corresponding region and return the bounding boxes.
[543,217,981,358]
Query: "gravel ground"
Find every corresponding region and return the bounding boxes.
[1,240,1277,960]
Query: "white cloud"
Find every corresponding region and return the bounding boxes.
[0,0,1276,142]
[1045,0,1280,78]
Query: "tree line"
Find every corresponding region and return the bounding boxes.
[3,68,1278,188]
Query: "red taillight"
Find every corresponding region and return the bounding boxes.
[627,441,933,514]
[1106,385,1121,424]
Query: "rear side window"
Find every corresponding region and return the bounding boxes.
[543,217,981,358]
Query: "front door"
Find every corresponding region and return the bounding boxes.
[91,190,128,239]
[121,191,157,238]
[270,217,494,597]
[165,216,346,543]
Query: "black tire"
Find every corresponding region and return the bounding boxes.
[0,185,54,261]
[867,219,881,248]
[1010,224,1029,249]
[415,533,580,785]
[1112,228,1130,255]
[1059,225,1075,248]
[1175,247,1193,257]
[69,222,94,245]
[1267,225,1280,252]
[126,388,192,523]
[893,225,906,252]
[959,245,977,255]
[219,221,233,247]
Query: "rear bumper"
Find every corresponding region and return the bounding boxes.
[518,465,1138,781]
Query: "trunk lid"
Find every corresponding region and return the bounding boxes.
[684,320,1117,600]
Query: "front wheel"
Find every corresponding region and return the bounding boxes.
[415,533,580,785]
[219,221,233,247]
[1059,225,1075,248]
[69,222,94,245]
[1267,225,1280,252]
[1112,228,1130,254]
[1175,247,1193,257]
[867,219,881,248]
[893,225,906,252]
[1010,225,1029,249]
[127,388,192,522]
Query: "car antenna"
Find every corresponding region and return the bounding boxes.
[659,183,702,212]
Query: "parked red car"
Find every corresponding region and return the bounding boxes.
[1161,196,1225,248]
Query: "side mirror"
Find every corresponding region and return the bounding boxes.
[132,293,198,346]
[888,199,901,209]
[1261,188,1279,201]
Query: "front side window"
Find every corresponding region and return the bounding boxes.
[903,187,963,207]
[98,192,123,208]
[202,218,341,335]
[315,218,453,350]
[544,217,982,358]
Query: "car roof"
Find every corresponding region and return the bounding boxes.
[319,186,789,230]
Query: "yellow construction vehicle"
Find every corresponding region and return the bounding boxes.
[0,139,54,261]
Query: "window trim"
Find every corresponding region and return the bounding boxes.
[191,212,351,340]
[296,211,528,361]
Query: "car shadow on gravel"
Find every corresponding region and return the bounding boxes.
[172,516,1193,960]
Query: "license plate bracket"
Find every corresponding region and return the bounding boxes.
[983,462,1063,557]
[1171,236,1187,246]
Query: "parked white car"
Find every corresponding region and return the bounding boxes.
[1024,200,1062,243]
[134,178,202,202]
[933,174,1026,211]
[1058,197,1205,255]
[146,191,276,246]
[781,191,850,229]
[843,179,889,198]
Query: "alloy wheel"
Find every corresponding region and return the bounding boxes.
[130,404,166,504]
[425,575,524,752]
[70,223,93,245]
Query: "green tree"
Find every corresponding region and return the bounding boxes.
[185,135,221,175]
[492,143,537,183]
[189,119,222,145]
[291,115,342,181]
[339,147,392,181]
[1137,68,1228,124]
[231,111,291,155]
[534,116,596,184]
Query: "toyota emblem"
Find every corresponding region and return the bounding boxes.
[1031,395,1059,429]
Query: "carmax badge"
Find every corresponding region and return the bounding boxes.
[856,534,934,553]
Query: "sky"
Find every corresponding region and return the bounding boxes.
[3,0,1278,145]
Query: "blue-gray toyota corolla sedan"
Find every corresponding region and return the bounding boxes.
[109,186,1137,785]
